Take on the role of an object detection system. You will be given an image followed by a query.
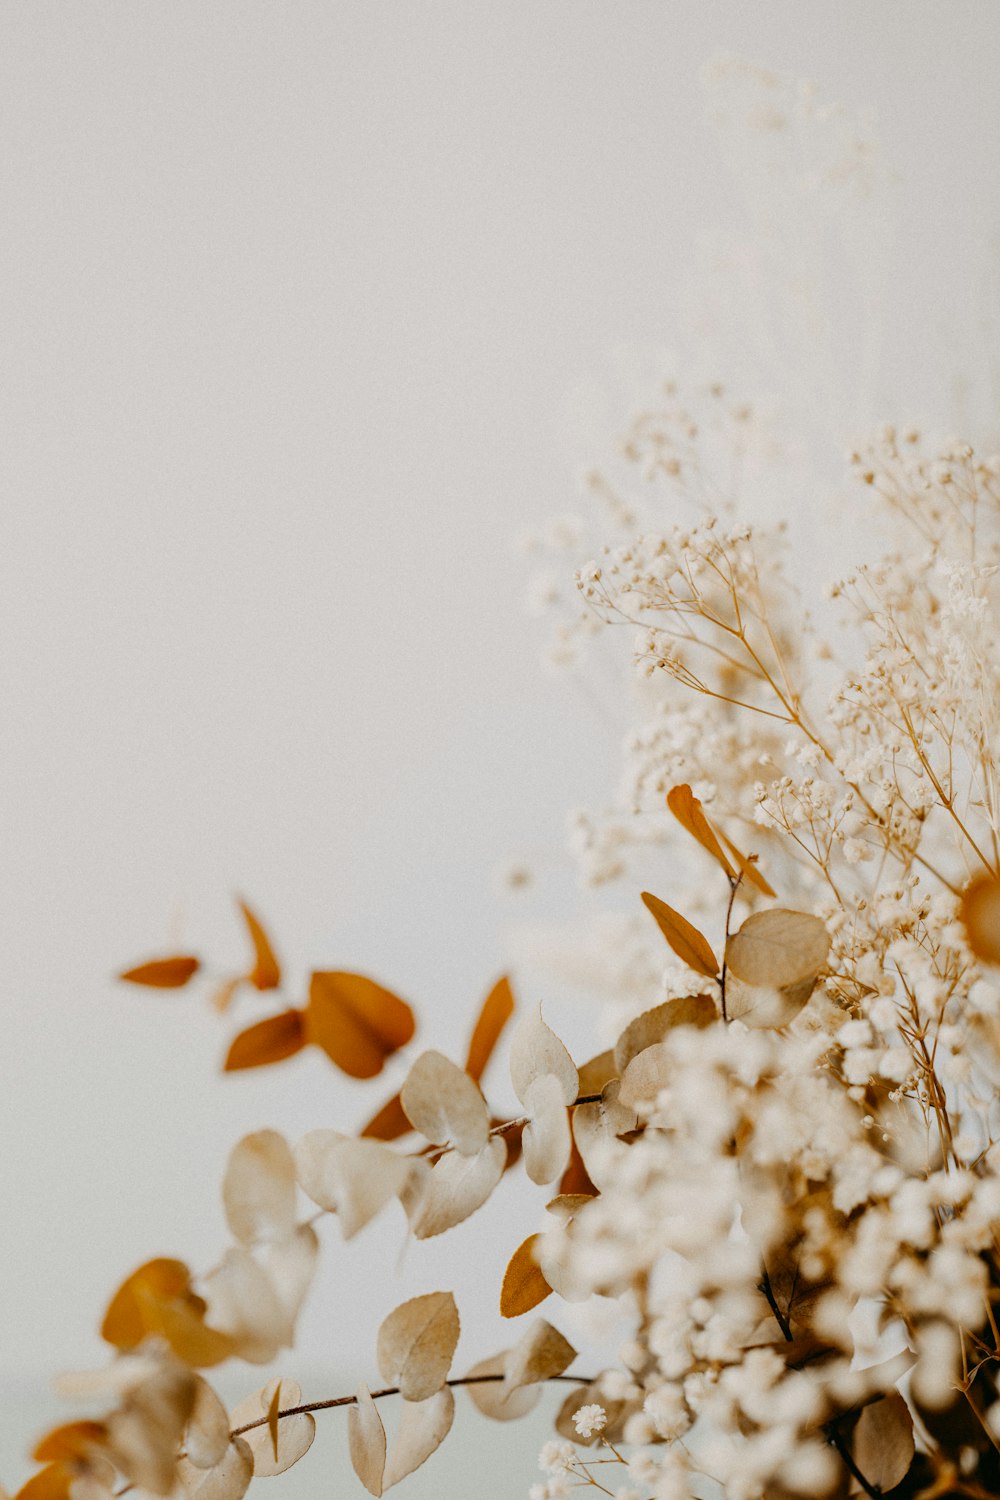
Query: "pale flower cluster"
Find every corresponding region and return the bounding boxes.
[516,420,1000,1498]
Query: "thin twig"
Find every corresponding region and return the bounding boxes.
[488,1097,604,1140]
[758,1264,791,1342]
[759,1264,880,1497]
[718,873,742,1024]
[230,1371,598,1436]
[825,1419,881,1500]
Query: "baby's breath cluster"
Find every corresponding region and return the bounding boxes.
[516,413,1000,1498]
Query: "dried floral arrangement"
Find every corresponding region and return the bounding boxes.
[16,412,1000,1500]
[11,60,1000,1500]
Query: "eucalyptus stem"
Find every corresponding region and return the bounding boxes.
[231,1371,598,1437]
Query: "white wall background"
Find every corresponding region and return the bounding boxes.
[2,2,999,1490]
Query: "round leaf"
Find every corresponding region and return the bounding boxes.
[725,908,830,988]
[294,1130,421,1239]
[230,1377,316,1478]
[201,1247,289,1365]
[503,1319,576,1396]
[349,1383,386,1497]
[186,1378,231,1470]
[306,972,415,1079]
[509,1010,577,1107]
[401,1051,490,1156]
[613,995,716,1073]
[382,1386,455,1490]
[522,1075,572,1185]
[222,1130,297,1246]
[405,1137,506,1240]
[853,1392,914,1492]
[102,1259,191,1350]
[177,1437,253,1500]
[618,1044,671,1111]
[463,1354,540,1421]
[500,1235,552,1319]
[724,973,816,1029]
[376,1292,460,1402]
[106,1360,196,1494]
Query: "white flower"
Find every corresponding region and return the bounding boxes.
[572,1403,607,1439]
[644,1383,689,1440]
[538,1442,577,1475]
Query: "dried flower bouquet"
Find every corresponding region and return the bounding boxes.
[13,407,1000,1500]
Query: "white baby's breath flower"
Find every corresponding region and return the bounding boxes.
[538,1442,577,1475]
[572,1404,607,1439]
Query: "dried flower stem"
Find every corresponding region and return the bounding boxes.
[230,1371,597,1435]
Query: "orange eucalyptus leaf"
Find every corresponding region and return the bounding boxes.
[464,976,515,1083]
[500,1235,552,1318]
[224,1010,306,1072]
[101,1258,232,1368]
[717,829,777,897]
[102,1258,191,1348]
[266,1381,282,1463]
[960,873,1000,964]
[666,785,735,878]
[306,972,415,1079]
[13,1465,73,1500]
[641,892,720,978]
[558,1126,597,1197]
[144,1286,234,1369]
[32,1422,107,1463]
[238,900,281,991]
[360,1091,412,1142]
[119,955,200,988]
[211,976,242,1014]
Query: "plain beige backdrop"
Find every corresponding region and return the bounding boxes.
[2,2,999,1491]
